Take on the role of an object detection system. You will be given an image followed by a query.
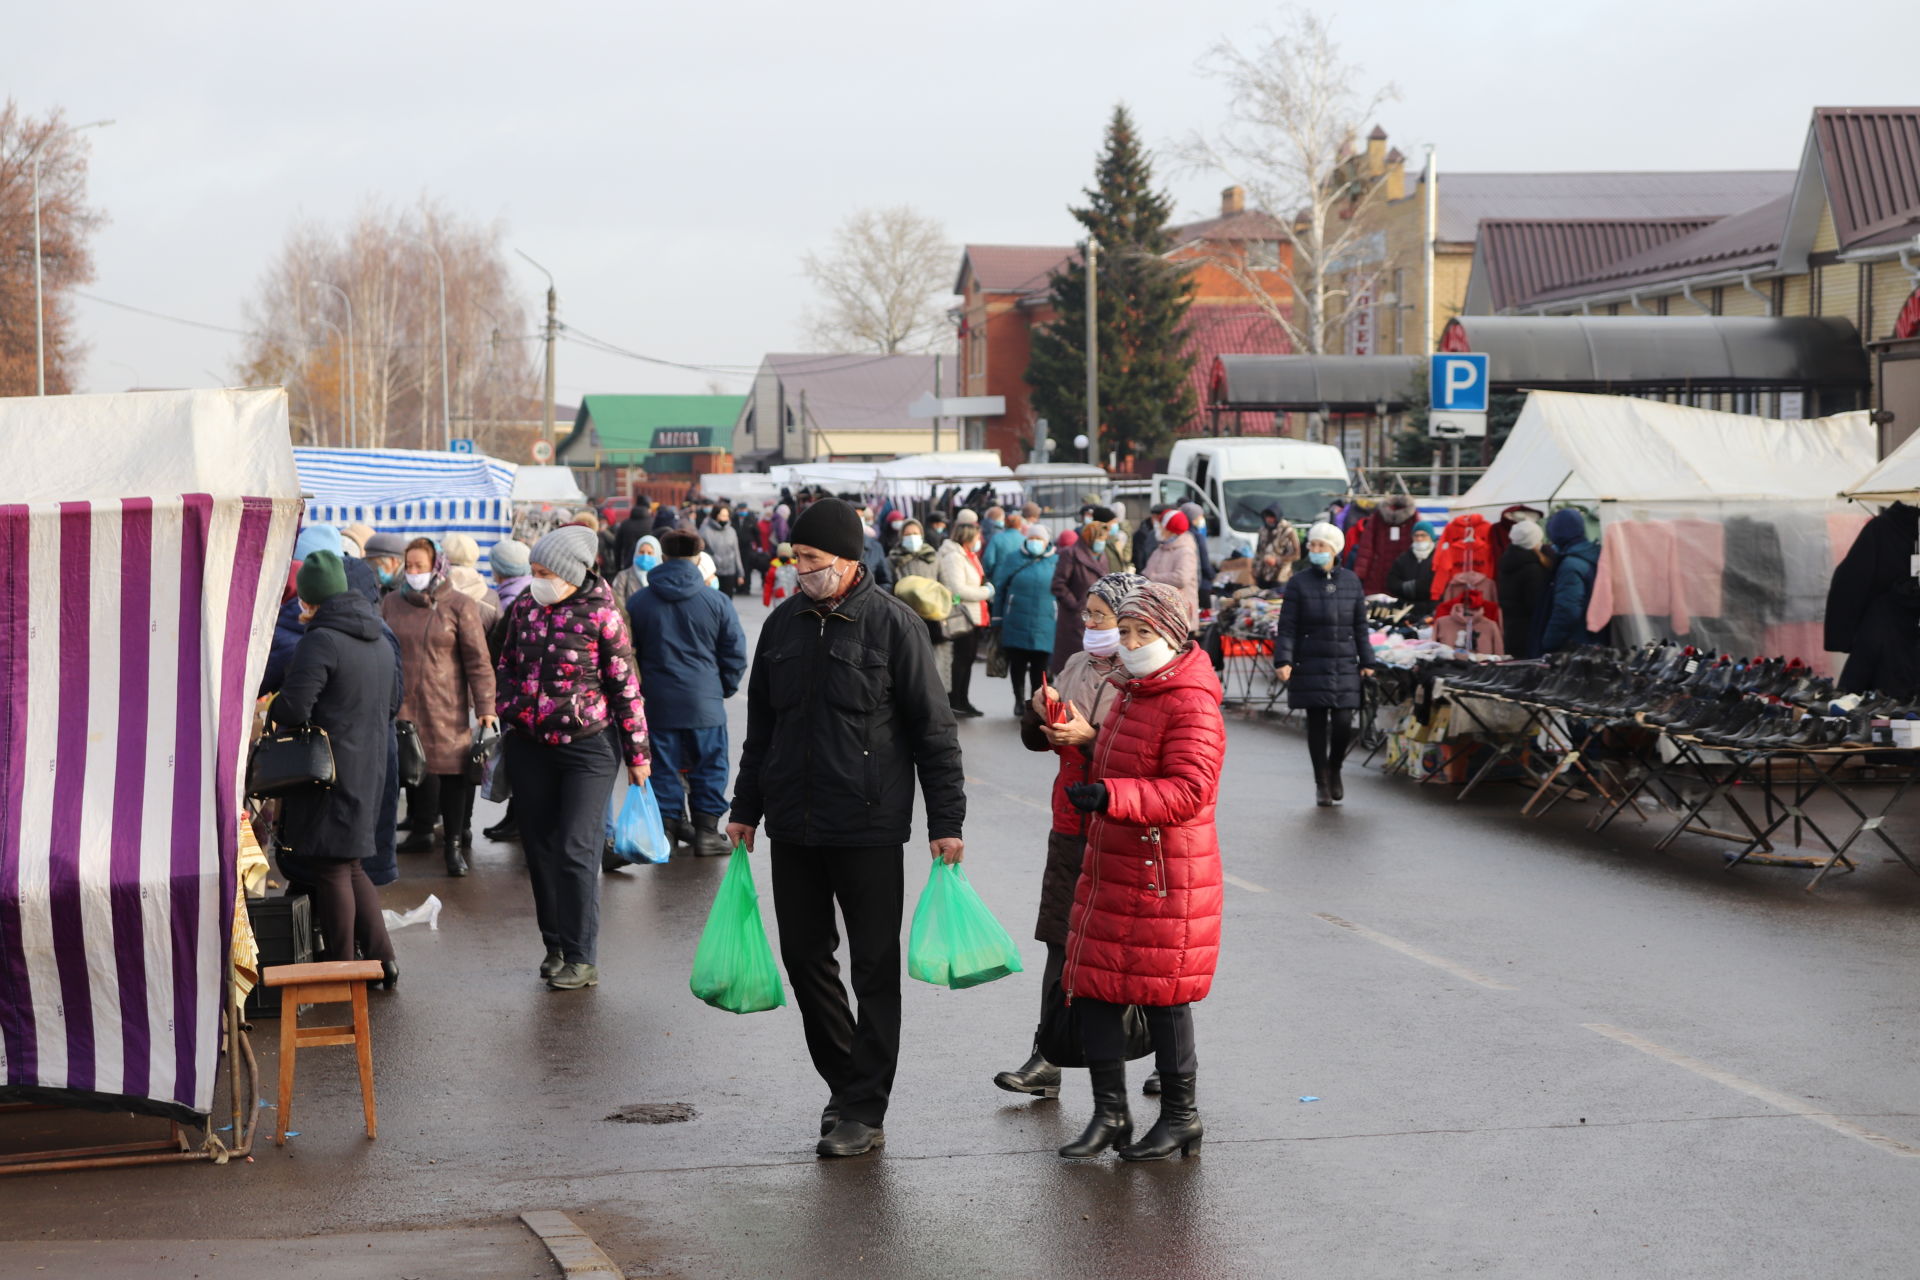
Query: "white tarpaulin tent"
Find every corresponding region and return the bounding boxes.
[1842,425,1920,503]
[1456,391,1876,669]
[510,465,588,506]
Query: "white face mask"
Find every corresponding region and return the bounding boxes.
[1025,538,1048,556]
[1119,637,1176,677]
[404,571,433,592]
[1083,626,1121,656]
[528,577,573,606]
[1411,541,1434,561]
[797,562,845,600]
[900,534,924,553]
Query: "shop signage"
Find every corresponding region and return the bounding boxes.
[655,427,711,449]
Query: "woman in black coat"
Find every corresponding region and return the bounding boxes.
[1495,519,1550,659]
[1386,521,1437,621]
[1274,522,1375,808]
[269,551,403,983]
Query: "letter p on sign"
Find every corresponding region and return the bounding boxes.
[1430,353,1489,413]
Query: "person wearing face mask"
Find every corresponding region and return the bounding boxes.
[496,524,652,991]
[1387,521,1438,621]
[1143,508,1200,619]
[1049,506,1113,672]
[887,519,938,583]
[936,517,995,717]
[1275,522,1376,807]
[363,531,410,596]
[995,572,1143,1102]
[381,537,498,874]
[727,497,967,1158]
[1057,580,1224,1161]
[992,522,1059,714]
[700,503,744,595]
[610,534,664,628]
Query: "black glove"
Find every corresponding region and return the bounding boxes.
[1066,782,1108,813]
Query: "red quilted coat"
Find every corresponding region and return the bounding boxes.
[1430,513,1497,603]
[1062,643,1226,1008]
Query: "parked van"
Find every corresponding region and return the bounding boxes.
[1154,438,1351,560]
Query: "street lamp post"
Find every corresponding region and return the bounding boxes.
[310,280,356,447]
[406,235,451,448]
[29,118,113,395]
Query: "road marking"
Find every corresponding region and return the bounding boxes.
[1224,873,1269,893]
[520,1210,623,1276]
[1312,913,1515,990]
[1581,1024,1920,1158]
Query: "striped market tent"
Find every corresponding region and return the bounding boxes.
[293,447,517,582]
[1,388,301,1124]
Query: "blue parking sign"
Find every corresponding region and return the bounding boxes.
[449,438,476,454]
[1430,353,1489,413]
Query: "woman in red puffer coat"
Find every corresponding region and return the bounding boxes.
[1058,580,1224,1162]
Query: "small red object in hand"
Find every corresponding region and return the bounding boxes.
[1041,673,1070,725]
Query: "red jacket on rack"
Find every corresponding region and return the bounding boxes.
[1430,513,1497,604]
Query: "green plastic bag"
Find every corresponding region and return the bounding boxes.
[689,843,787,1014]
[908,861,1025,990]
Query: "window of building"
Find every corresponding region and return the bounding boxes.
[1247,240,1280,271]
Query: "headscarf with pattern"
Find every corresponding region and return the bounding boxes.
[1118,579,1196,650]
[1088,571,1148,616]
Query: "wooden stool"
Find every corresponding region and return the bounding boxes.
[263,960,384,1145]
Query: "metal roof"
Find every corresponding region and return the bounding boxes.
[1417,170,1796,243]
[556,394,745,463]
[1476,218,1717,312]
[1440,315,1870,389]
[956,245,1075,296]
[1518,195,1792,305]
[1210,354,1423,410]
[1814,107,1920,250]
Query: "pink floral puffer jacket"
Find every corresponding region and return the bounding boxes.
[495,576,650,765]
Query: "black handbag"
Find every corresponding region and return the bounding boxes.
[395,719,427,789]
[464,726,500,785]
[1036,977,1154,1067]
[246,724,336,799]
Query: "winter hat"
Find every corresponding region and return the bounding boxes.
[446,565,489,603]
[1411,521,1438,541]
[1025,523,1049,543]
[1306,520,1345,555]
[955,508,980,526]
[1085,504,1117,523]
[788,496,865,562]
[775,503,791,518]
[530,524,599,586]
[341,522,377,555]
[293,523,343,562]
[1380,493,1419,524]
[1089,571,1149,615]
[442,532,480,568]
[489,538,531,579]
[1180,501,1207,529]
[1119,580,1196,650]
[1162,510,1191,536]
[365,532,408,560]
[1545,508,1587,549]
[1509,519,1545,552]
[776,542,794,559]
[1057,528,1079,548]
[296,549,349,606]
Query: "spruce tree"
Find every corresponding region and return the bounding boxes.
[1026,105,1197,465]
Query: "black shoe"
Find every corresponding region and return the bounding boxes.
[1142,1070,1162,1097]
[1058,1063,1132,1159]
[539,949,564,980]
[1313,769,1332,807]
[1118,1072,1203,1160]
[820,1098,841,1138]
[994,1047,1062,1099]
[1327,768,1345,804]
[398,831,435,854]
[817,1119,884,1157]
[691,812,730,857]
[547,962,598,991]
[662,815,693,848]
[602,843,627,873]
[444,843,469,877]
[377,959,399,991]
[481,820,519,842]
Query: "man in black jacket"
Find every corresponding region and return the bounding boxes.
[728,497,966,1158]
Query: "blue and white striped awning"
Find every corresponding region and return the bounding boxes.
[293,448,519,582]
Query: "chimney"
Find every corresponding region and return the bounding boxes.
[1220,185,1246,217]
[1366,124,1388,177]
[1385,148,1406,201]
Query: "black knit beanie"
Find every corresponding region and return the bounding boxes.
[787,496,865,562]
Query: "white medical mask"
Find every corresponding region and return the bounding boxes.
[528,577,573,606]
[1083,626,1121,656]
[1308,551,1333,568]
[1025,538,1047,556]
[404,571,433,592]
[797,562,844,600]
[900,534,924,553]
[1092,539,1108,552]
[1119,638,1176,677]
[1411,540,1433,561]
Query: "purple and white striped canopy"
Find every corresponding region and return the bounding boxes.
[0,390,299,1122]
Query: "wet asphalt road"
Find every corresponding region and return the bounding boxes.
[5,594,1920,1278]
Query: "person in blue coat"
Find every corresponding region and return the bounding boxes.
[992,523,1059,715]
[1535,508,1605,654]
[1274,521,1374,808]
[626,529,749,857]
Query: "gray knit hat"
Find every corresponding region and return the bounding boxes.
[489,537,531,579]
[530,525,598,586]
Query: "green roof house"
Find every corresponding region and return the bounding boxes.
[557,395,748,481]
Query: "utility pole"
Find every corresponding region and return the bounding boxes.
[30,118,113,395]
[1422,146,1437,357]
[932,351,942,452]
[1085,237,1099,465]
[517,250,559,446]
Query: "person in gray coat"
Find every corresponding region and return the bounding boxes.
[701,507,745,595]
[270,550,402,985]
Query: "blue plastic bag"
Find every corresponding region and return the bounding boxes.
[610,781,673,865]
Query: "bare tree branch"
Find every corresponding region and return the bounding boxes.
[800,205,956,354]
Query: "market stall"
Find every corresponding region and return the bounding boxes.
[292,446,517,581]
[1,388,298,1168]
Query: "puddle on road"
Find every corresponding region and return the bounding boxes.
[604,1103,698,1124]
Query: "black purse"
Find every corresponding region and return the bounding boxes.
[464,726,500,785]
[395,720,427,789]
[246,724,336,799]
[1036,977,1154,1067]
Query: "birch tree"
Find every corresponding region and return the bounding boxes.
[801,205,955,354]
[0,101,107,395]
[1183,8,1397,355]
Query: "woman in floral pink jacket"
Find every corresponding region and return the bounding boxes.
[497,526,651,990]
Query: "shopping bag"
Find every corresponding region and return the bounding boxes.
[611,781,673,865]
[1036,977,1154,1067]
[907,860,1025,989]
[465,725,500,786]
[688,843,787,1014]
[984,628,1009,679]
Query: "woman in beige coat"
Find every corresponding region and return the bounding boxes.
[1143,508,1200,619]
[936,519,995,716]
[383,537,498,876]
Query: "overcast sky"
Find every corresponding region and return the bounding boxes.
[14,0,1916,409]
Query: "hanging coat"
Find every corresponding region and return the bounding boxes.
[1273,562,1372,709]
[1062,643,1225,1007]
[1430,513,1497,602]
[1349,493,1420,594]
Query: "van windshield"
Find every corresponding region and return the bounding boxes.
[1221,478,1348,528]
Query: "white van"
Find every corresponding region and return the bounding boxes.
[1154,438,1351,561]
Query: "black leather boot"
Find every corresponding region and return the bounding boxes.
[1327,767,1345,804]
[662,814,692,849]
[994,1043,1062,1098]
[443,840,468,877]
[1058,1063,1131,1159]
[691,812,730,857]
[1313,769,1332,807]
[1118,1072,1203,1161]
[1142,1070,1162,1096]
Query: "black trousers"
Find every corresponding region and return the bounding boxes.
[406,772,478,841]
[1006,647,1049,705]
[288,857,395,965]
[716,571,740,595]
[1305,706,1354,773]
[507,730,620,965]
[770,842,905,1128]
[1035,940,1065,1027]
[949,630,979,707]
[1079,999,1199,1075]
